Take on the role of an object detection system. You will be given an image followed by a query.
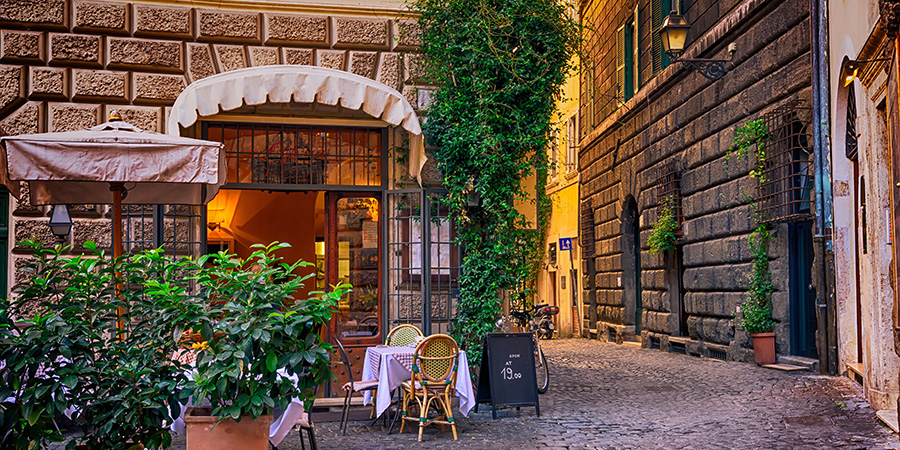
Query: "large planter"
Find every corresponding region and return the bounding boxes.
[750,332,776,365]
[184,407,273,450]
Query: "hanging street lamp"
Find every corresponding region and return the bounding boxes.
[658,12,736,81]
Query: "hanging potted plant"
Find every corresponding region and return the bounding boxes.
[184,242,346,450]
[0,242,209,450]
[738,225,777,365]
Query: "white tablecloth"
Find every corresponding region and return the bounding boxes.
[360,346,474,418]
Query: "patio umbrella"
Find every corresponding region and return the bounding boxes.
[0,112,225,260]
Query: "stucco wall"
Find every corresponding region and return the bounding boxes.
[828,0,900,412]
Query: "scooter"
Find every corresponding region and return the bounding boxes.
[536,304,559,340]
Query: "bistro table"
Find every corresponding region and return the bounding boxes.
[361,345,475,419]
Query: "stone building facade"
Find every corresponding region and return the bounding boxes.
[0,0,429,290]
[578,0,828,365]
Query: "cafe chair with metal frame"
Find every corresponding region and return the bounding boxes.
[399,334,460,442]
[386,324,424,347]
[335,339,380,435]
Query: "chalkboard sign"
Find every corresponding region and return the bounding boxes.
[474,333,540,419]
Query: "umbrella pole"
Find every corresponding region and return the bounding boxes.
[110,182,125,330]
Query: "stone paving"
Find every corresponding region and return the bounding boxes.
[173,339,899,449]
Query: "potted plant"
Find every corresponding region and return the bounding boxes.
[184,242,346,450]
[737,225,777,365]
[0,242,208,450]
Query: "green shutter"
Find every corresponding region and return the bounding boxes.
[652,0,673,74]
[624,23,634,100]
[633,5,640,91]
[616,25,626,101]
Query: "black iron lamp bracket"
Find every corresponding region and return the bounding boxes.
[671,43,737,81]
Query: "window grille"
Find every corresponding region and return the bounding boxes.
[120,204,203,258]
[205,122,384,188]
[654,159,684,234]
[756,100,814,224]
[580,197,594,258]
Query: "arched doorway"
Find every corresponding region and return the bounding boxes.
[621,197,642,339]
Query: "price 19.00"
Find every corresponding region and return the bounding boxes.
[500,367,522,380]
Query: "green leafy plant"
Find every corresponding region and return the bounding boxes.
[726,118,769,182]
[190,242,347,421]
[0,241,208,450]
[412,0,579,364]
[737,225,776,334]
[648,198,680,254]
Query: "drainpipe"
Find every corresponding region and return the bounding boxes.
[810,0,837,375]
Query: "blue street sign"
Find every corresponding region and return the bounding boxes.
[559,237,572,251]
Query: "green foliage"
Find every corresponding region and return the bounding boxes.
[412,0,579,364]
[726,118,769,182]
[0,241,343,449]
[738,225,776,334]
[0,241,208,450]
[190,242,346,421]
[647,198,679,254]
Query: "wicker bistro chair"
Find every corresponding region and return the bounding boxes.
[399,334,460,442]
[335,339,380,435]
[386,324,424,347]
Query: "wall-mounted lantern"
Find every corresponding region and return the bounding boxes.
[842,58,890,86]
[48,204,73,243]
[658,12,736,81]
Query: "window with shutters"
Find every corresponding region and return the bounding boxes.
[616,23,634,102]
[633,5,640,92]
[566,114,578,173]
[652,0,678,75]
[549,130,559,180]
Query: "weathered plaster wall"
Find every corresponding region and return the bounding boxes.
[828,0,900,412]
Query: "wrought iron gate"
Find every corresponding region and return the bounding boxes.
[384,189,460,335]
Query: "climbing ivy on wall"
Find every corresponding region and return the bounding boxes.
[412,0,578,363]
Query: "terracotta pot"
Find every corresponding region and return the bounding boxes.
[750,332,776,365]
[184,407,273,450]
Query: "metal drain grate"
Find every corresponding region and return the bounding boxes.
[707,348,727,361]
[649,336,660,349]
[607,328,617,342]
[670,342,686,354]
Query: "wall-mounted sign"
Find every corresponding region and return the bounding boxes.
[559,237,572,251]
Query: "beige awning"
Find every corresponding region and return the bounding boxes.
[1,120,224,205]
[167,65,427,184]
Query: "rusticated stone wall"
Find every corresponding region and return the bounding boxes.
[578,0,812,362]
[0,0,427,288]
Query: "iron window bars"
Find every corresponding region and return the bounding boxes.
[756,100,814,224]
[654,159,684,236]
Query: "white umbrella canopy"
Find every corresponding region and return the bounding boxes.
[0,113,225,257]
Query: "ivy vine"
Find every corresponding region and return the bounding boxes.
[412,0,578,364]
[739,224,776,334]
[727,119,776,335]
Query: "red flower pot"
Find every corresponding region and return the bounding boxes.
[750,332,776,365]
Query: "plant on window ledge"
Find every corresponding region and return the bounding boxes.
[412,0,579,365]
[648,197,680,254]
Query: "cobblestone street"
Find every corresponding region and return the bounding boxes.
[250,339,897,449]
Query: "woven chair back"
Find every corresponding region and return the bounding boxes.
[387,324,423,347]
[414,334,459,384]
